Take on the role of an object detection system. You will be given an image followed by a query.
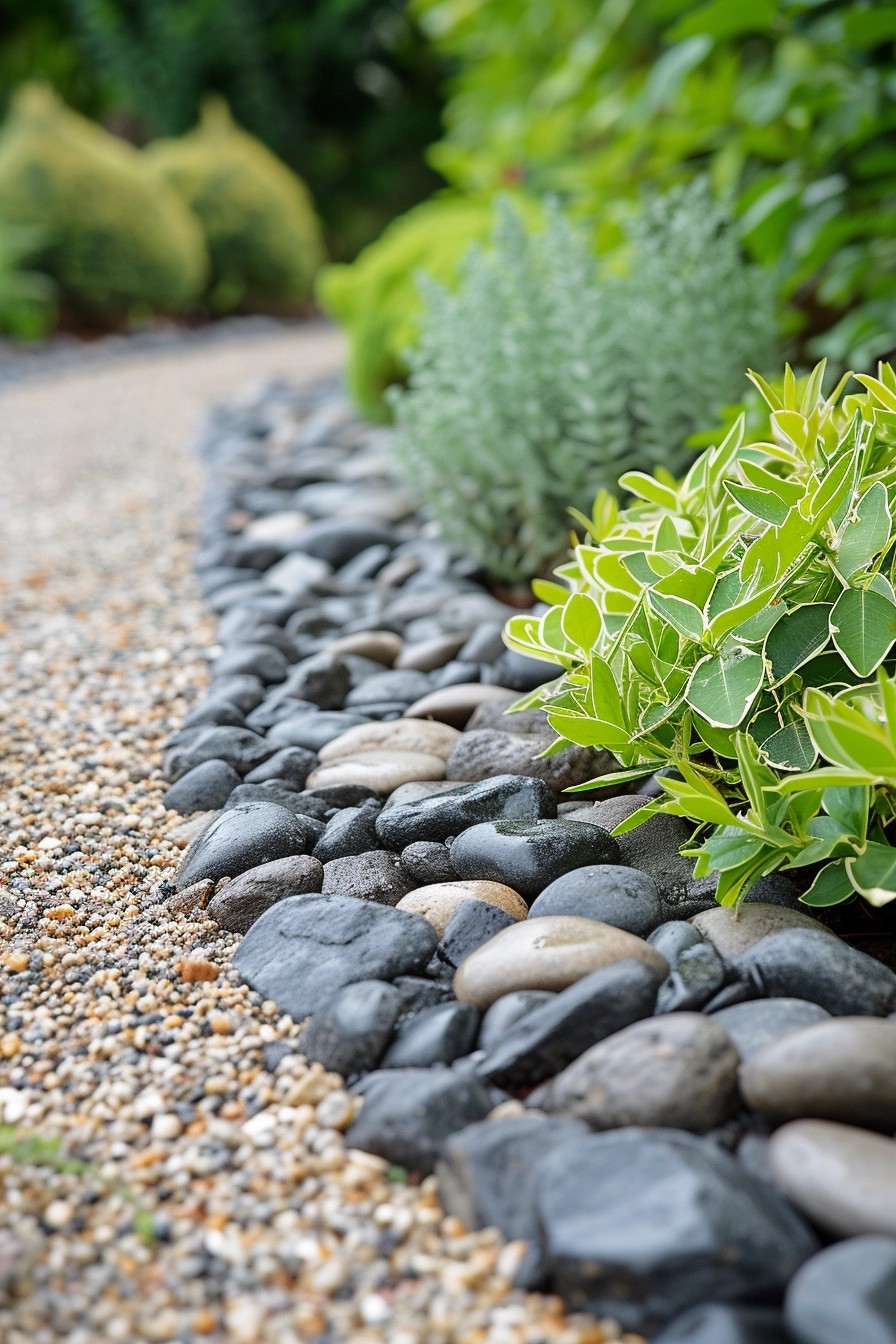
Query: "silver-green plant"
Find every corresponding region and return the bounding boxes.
[387,182,776,583]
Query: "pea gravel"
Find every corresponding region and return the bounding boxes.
[0,330,638,1344]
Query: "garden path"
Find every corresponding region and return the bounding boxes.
[0,327,612,1344]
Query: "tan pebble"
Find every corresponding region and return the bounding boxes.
[325,630,403,665]
[404,683,513,728]
[4,951,30,973]
[317,718,461,764]
[167,879,214,915]
[315,1089,356,1131]
[209,1012,233,1035]
[453,916,669,1008]
[46,904,76,920]
[395,633,467,672]
[177,954,220,983]
[306,750,446,796]
[166,812,218,848]
[192,1310,218,1335]
[396,881,528,936]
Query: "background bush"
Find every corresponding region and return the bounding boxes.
[0,221,56,339]
[411,0,896,371]
[388,186,776,584]
[147,99,325,314]
[0,84,207,317]
[505,362,896,909]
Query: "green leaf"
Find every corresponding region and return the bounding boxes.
[802,688,896,777]
[837,481,891,579]
[647,590,705,641]
[740,460,803,504]
[545,709,631,752]
[560,592,602,649]
[846,842,896,907]
[724,480,790,526]
[531,579,570,605]
[618,471,680,509]
[800,860,856,907]
[760,719,816,771]
[823,785,869,839]
[830,587,896,677]
[764,603,831,685]
[685,648,764,728]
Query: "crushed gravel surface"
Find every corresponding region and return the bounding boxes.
[0,329,636,1344]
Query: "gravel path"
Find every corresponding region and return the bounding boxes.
[0,330,627,1344]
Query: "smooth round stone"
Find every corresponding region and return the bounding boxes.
[317,719,460,764]
[175,802,318,889]
[439,900,519,968]
[655,942,726,1013]
[321,850,414,907]
[162,759,241,814]
[346,670,433,707]
[691,904,836,962]
[243,746,316,791]
[785,1236,896,1344]
[740,1017,896,1129]
[733,929,896,1017]
[769,1120,896,1237]
[212,642,289,685]
[306,750,447,796]
[530,1011,740,1133]
[478,990,557,1052]
[267,710,370,753]
[395,633,466,672]
[377,775,556,850]
[654,1304,792,1344]
[648,920,704,965]
[710,997,831,1060]
[325,631,402,665]
[206,854,324,932]
[404,683,513,727]
[396,881,527,936]
[380,1002,480,1069]
[528,865,663,937]
[449,819,620,903]
[445,728,611,794]
[453,916,668,1009]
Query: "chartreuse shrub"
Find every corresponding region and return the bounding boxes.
[506,361,896,910]
[0,85,206,316]
[413,0,896,370]
[387,186,775,583]
[0,221,56,339]
[316,194,537,421]
[146,99,325,314]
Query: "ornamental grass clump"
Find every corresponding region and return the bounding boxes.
[388,185,775,584]
[506,361,896,910]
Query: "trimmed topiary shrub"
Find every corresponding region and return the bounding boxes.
[387,185,776,584]
[316,193,541,421]
[0,84,207,316]
[146,98,325,313]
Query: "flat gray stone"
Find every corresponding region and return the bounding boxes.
[785,1236,896,1344]
[769,1119,896,1238]
[206,854,324,932]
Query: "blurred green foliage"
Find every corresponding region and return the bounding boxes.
[0,220,57,339]
[0,0,447,259]
[316,192,540,419]
[0,84,207,317]
[147,98,325,313]
[412,0,896,368]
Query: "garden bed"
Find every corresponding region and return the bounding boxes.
[162,376,896,1342]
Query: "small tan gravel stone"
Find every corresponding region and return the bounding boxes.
[396,881,528,936]
[325,630,403,665]
[317,718,461,764]
[306,749,447,795]
[453,915,669,1008]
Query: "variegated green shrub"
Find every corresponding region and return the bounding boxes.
[506,361,896,910]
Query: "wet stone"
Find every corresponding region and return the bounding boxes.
[266,710,371,753]
[205,854,324,933]
[162,759,241,815]
[163,725,274,782]
[647,920,704,966]
[654,1304,792,1344]
[233,894,438,1021]
[438,901,519,969]
[691,903,836,963]
[376,774,556,851]
[528,865,663,937]
[708,997,831,1060]
[243,746,316,790]
[449,818,620,904]
[175,802,320,889]
[733,929,896,1016]
[312,800,383,864]
[655,942,726,1013]
[321,850,414,907]
[785,1236,896,1344]
[477,990,556,1053]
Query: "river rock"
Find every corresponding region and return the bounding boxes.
[453,917,668,1009]
[321,850,414,906]
[267,710,371,753]
[566,797,696,903]
[655,942,726,1013]
[476,959,662,1090]
[769,1119,896,1237]
[648,920,704,964]
[654,1304,792,1344]
[528,865,663,937]
[326,631,402,665]
[445,729,612,793]
[741,1017,896,1129]
[399,841,457,886]
[163,725,274,781]
[785,1236,896,1344]
[317,719,460,764]
[206,854,324,932]
[376,775,556,850]
[478,991,557,1052]
[691,904,836,962]
[233,894,437,1021]
[709,997,831,1060]
[531,1128,818,1333]
[212,642,289,685]
[438,901,519,968]
[403,683,513,727]
[436,1115,589,1243]
[346,669,433,707]
[395,882,527,937]
[449,819,620,903]
[162,759,241,814]
[243,746,316,791]
[306,750,447,796]
[300,979,404,1076]
[380,1002,480,1069]
[175,802,320,889]
[345,1068,497,1174]
[733,929,896,1016]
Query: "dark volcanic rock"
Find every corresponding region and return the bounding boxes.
[233,894,438,1020]
[438,901,518,969]
[437,1115,589,1243]
[528,865,663,937]
[375,774,556,850]
[380,1002,480,1069]
[164,726,274,782]
[655,942,726,1013]
[243,746,316,791]
[476,959,662,1090]
[345,1068,496,1174]
[531,1128,818,1332]
[313,800,383,863]
[163,759,241,814]
[281,653,351,709]
[400,840,457,886]
[449,819,620,904]
[205,854,324,932]
[175,802,320,889]
[321,850,414,906]
[733,929,896,1016]
[267,710,371,753]
[654,1304,792,1344]
[300,979,404,1076]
